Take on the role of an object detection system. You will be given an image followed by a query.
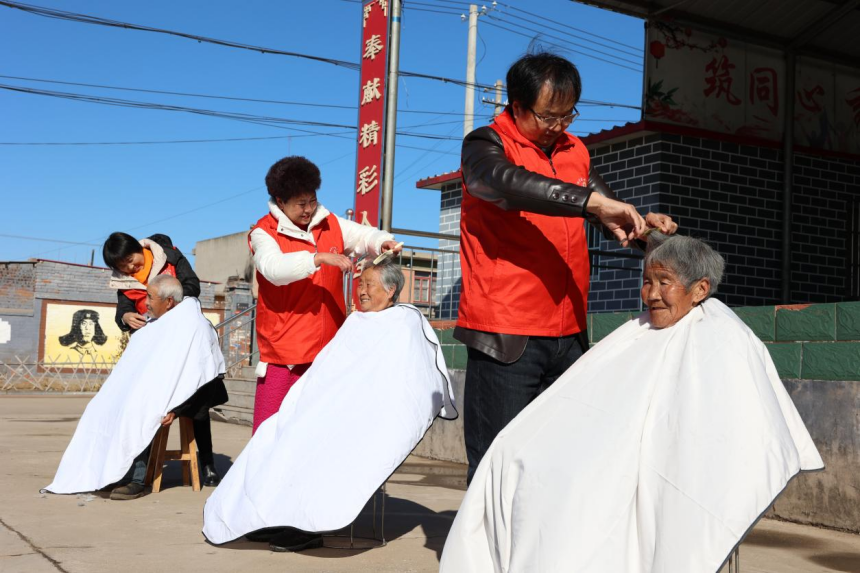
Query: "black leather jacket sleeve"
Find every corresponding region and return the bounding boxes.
[115,290,136,332]
[462,126,623,223]
[148,234,201,298]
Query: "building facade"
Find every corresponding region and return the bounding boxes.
[0,259,222,366]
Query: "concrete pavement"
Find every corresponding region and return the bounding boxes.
[1,394,859,573]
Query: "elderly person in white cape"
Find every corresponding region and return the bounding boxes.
[202,257,458,551]
[440,235,823,573]
[44,275,226,498]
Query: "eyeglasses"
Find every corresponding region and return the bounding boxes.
[528,106,580,127]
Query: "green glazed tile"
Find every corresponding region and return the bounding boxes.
[452,344,468,370]
[776,304,835,342]
[836,301,860,341]
[734,306,775,341]
[591,312,632,343]
[765,343,802,379]
[802,342,860,381]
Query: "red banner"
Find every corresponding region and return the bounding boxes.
[353,0,391,228]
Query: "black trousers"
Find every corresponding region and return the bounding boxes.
[464,334,584,484]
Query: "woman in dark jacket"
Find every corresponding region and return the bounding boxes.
[102,232,200,331]
[102,233,225,497]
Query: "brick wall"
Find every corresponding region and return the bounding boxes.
[436,180,463,320]
[587,132,860,309]
[32,260,219,308]
[588,134,665,312]
[0,260,222,363]
[0,262,36,314]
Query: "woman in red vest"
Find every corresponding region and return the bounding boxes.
[249,156,400,433]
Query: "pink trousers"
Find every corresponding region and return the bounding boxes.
[252,363,310,434]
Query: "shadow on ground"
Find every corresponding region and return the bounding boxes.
[744,525,860,573]
[220,495,458,562]
[218,457,467,562]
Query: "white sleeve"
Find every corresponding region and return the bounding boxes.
[339,217,395,257]
[250,228,318,286]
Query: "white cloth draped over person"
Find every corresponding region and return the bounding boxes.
[202,304,457,544]
[439,298,823,573]
[44,298,226,494]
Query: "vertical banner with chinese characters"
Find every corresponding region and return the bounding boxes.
[354,0,391,227]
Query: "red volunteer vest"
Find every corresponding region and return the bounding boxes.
[457,110,591,337]
[251,212,346,365]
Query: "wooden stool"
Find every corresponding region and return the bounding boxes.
[144,416,201,492]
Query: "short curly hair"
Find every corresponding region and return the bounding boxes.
[265,156,322,202]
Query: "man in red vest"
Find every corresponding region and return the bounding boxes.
[457,52,678,482]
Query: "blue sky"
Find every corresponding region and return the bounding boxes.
[0,0,645,273]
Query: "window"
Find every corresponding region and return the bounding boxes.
[413,273,434,304]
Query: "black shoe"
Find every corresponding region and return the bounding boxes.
[202,464,221,487]
[110,481,146,500]
[268,529,324,553]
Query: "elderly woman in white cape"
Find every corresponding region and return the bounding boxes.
[440,235,823,573]
[202,257,457,551]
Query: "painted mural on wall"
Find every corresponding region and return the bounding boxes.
[43,303,123,364]
[645,21,860,155]
[41,301,222,364]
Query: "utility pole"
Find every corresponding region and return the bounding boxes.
[480,79,506,117]
[493,79,504,116]
[380,0,402,233]
[463,4,478,137]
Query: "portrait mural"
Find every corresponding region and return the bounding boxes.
[42,303,124,364]
[41,301,222,364]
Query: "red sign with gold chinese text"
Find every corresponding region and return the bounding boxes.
[354,0,390,227]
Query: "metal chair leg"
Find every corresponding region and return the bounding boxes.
[380,481,386,544]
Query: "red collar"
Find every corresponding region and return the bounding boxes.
[493,108,577,153]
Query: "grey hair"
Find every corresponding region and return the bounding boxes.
[150,274,184,304]
[366,256,405,303]
[644,233,725,299]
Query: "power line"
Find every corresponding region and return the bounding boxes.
[0,1,494,92]
[0,136,463,154]
[481,19,641,73]
[0,73,639,114]
[487,13,642,67]
[416,0,643,59]
[0,83,466,141]
[0,74,492,117]
[26,145,374,260]
[0,233,101,246]
[0,135,332,146]
[498,2,643,54]
[0,1,639,108]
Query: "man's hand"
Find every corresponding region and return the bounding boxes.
[645,212,678,235]
[380,240,403,254]
[585,193,646,247]
[122,312,147,330]
[160,412,176,427]
[314,252,353,272]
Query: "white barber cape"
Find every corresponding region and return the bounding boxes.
[44,298,226,494]
[440,299,823,573]
[203,304,457,544]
